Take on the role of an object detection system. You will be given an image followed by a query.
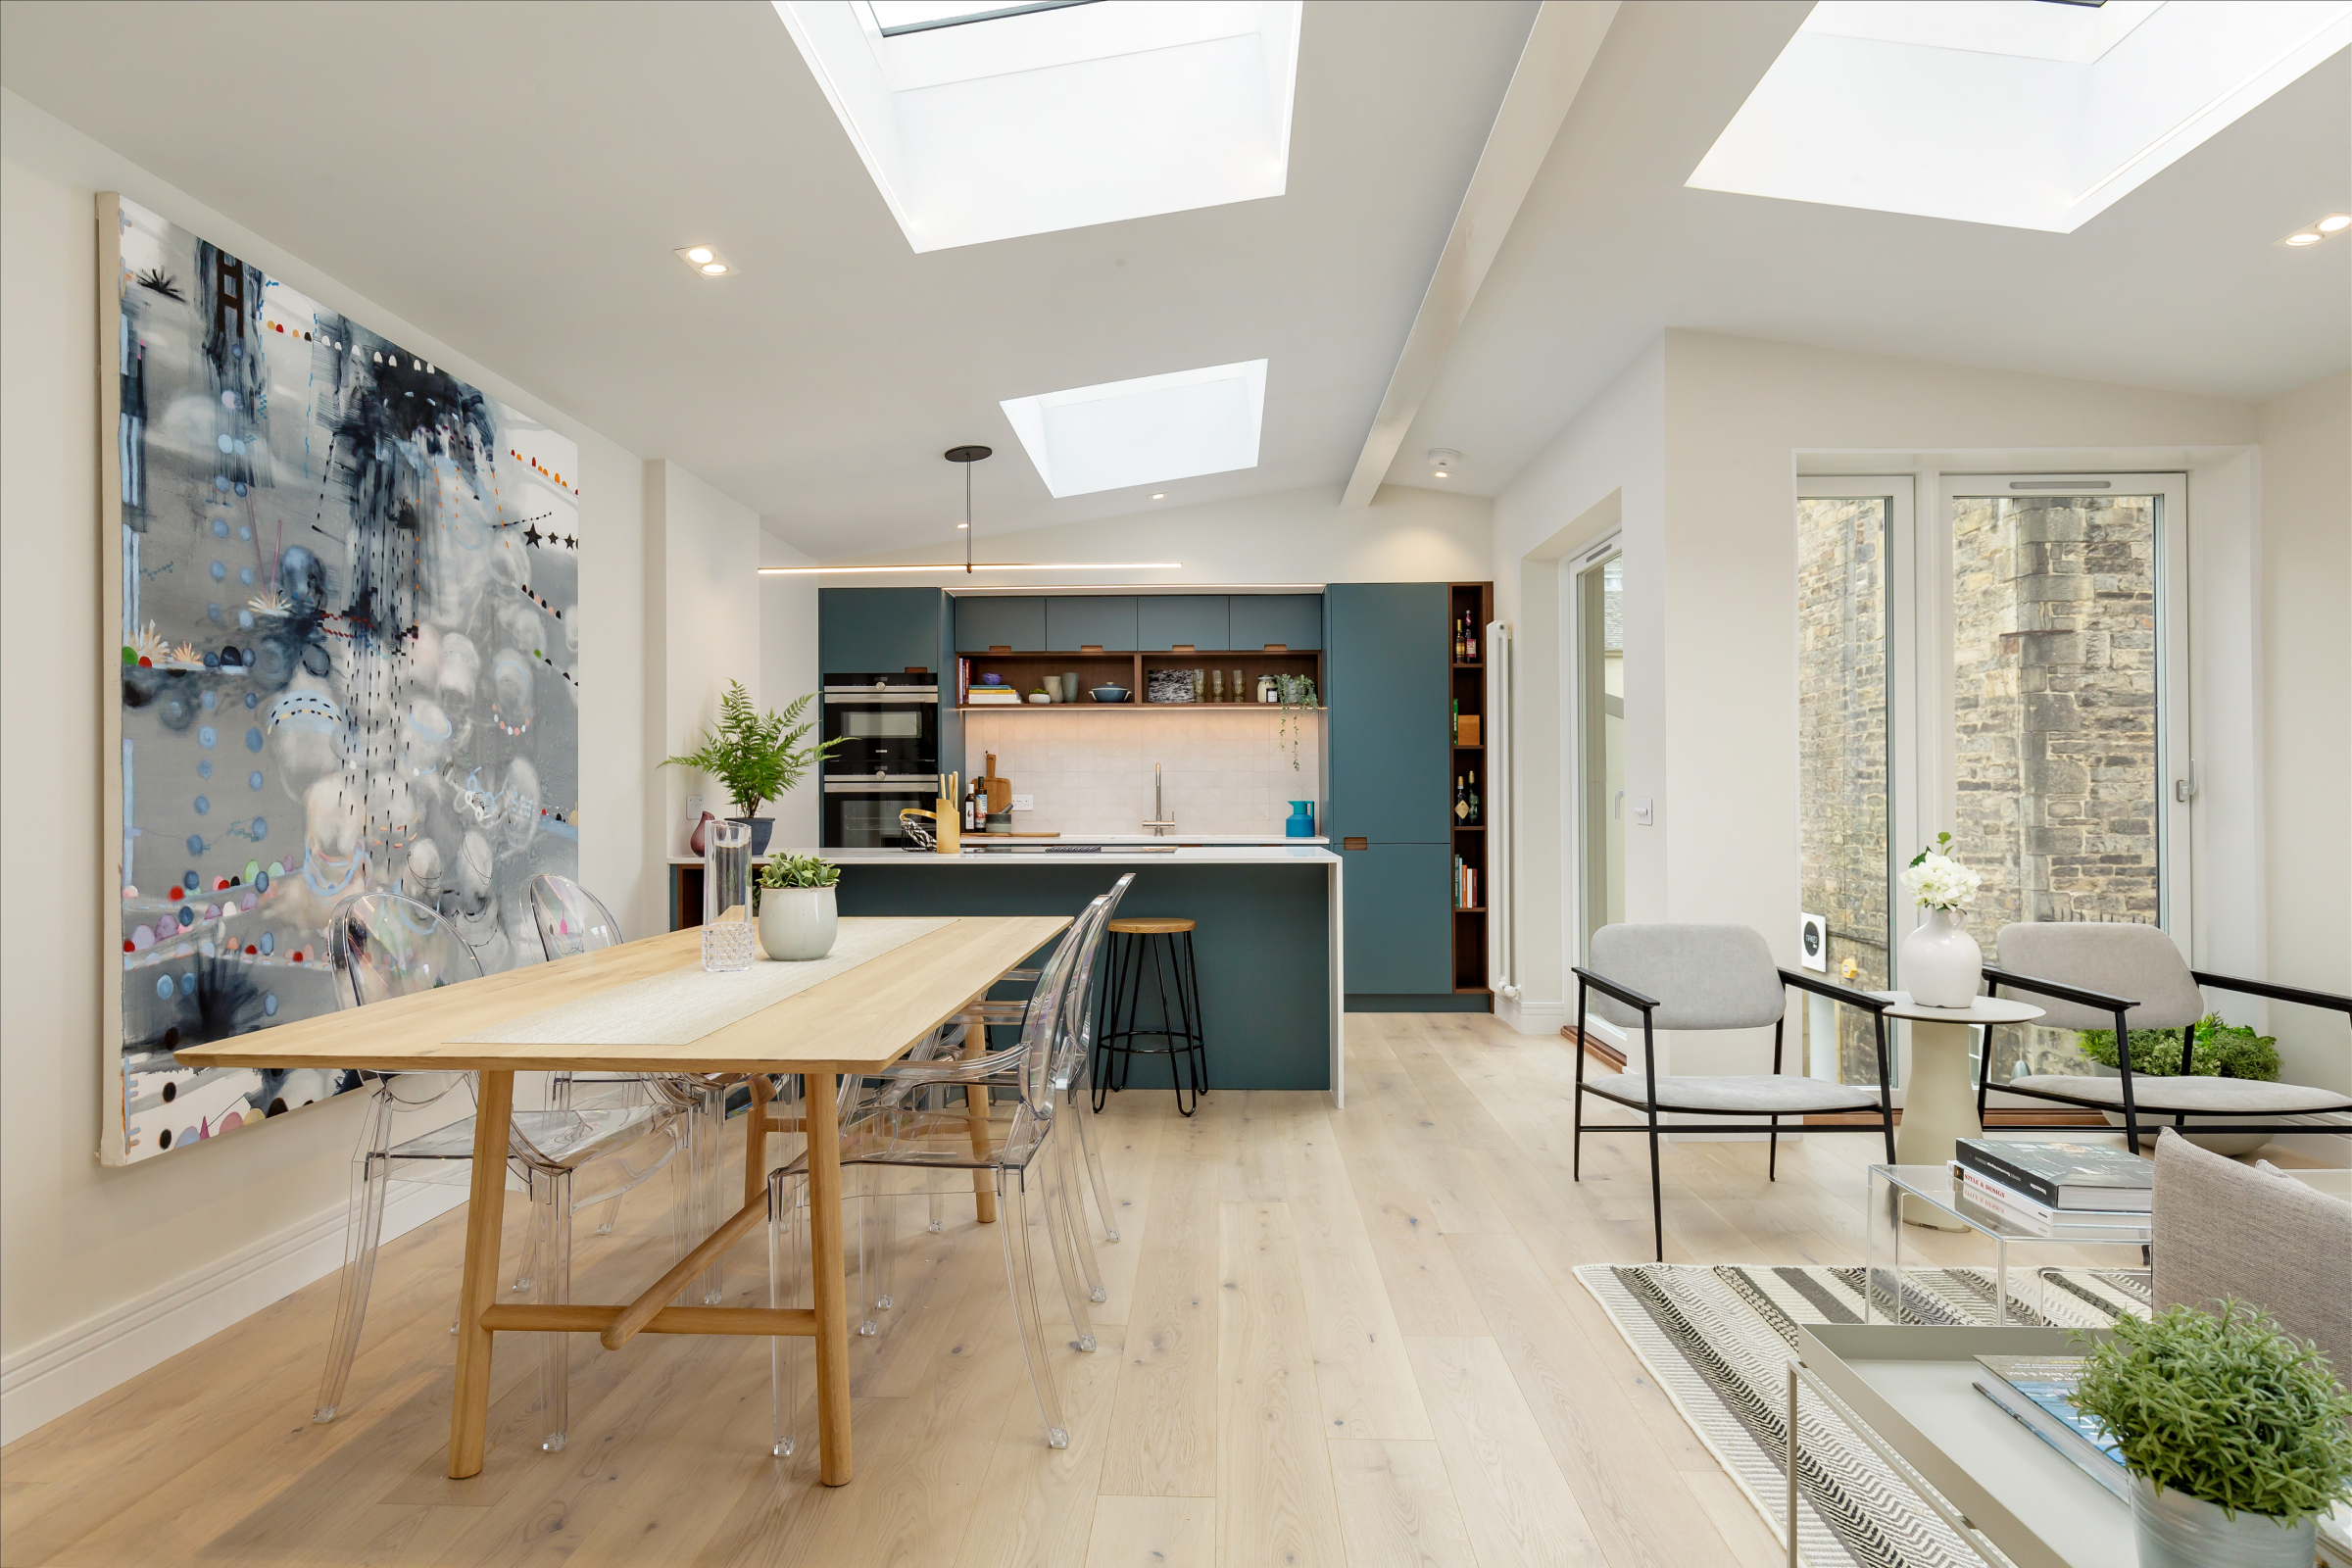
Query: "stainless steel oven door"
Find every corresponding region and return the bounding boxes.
[820,777,938,850]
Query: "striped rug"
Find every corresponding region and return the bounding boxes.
[1574,1263,2150,1568]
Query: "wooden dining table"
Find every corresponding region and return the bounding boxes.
[175,912,1068,1487]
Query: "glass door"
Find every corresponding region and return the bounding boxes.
[1575,547,1624,963]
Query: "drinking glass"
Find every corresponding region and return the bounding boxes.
[703,820,756,972]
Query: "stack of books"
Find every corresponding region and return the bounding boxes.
[1452,855,1479,911]
[1951,1139,2151,1233]
[1972,1355,2128,1499]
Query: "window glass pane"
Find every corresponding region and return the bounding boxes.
[1579,555,1624,961]
[1797,498,1890,1085]
[1951,491,2161,1081]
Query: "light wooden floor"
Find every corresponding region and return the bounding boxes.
[0,1013,2139,1568]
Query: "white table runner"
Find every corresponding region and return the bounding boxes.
[457,916,957,1046]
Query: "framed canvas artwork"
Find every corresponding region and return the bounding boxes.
[98,193,583,1164]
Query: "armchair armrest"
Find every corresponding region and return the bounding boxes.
[1979,964,2139,1015]
[1777,969,1889,1013]
[1570,964,1660,1015]
[2190,971,2352,1017]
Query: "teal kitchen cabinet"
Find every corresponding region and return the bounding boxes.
[1229,593,1322,652]
[1137,595,1229,652]
[819,587,947,675]
[1341,843,1451,996]
[956,595,1046,653]
[1044,595,1138,652]
[1325,583,1448,845]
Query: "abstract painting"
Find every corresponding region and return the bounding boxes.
[100,194,582,1164]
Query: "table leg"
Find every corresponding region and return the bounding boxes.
[1894,1018,1982,1230]
[745,1073,771,1213]
[961,1009,997,1225]
[448,1068,515,1479]
[806,1069,853,1486]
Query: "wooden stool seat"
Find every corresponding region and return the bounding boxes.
[1107,916,1196,934]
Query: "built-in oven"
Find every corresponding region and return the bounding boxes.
[821,673,939,781]
[820,777,939,850]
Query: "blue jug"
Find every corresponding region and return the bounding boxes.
[1285,801,1316,838]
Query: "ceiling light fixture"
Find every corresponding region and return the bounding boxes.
[759,562,1184,575]
[1427,448,1460,479]
[1151,493,1166,500]
[2283,231,2324,246]
[673,245,735,276]
[947,444,990,572]
[2320,214,2352,233]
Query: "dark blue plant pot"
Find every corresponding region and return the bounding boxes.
[729,816,776,856]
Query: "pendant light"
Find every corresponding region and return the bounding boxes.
[946,444,990,574]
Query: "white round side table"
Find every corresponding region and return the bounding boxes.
[1871,992,2044,1229]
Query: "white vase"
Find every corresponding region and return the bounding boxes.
[2130,1477,2317,1568]
[756,886,837,961]
[1899,908,1982,1008]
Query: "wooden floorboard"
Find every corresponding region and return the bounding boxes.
[6,1010,2230,1568]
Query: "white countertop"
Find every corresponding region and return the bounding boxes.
[671,834,1328,865]
[823,844,1340,866]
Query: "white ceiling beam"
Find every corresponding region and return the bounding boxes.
[1340,0,1618,507]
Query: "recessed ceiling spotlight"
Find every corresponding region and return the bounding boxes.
[2320,214,2352,233]
[674,245,734,276]
[1151,493,1166,500]
[2283,231,2324,247]
[1427,448,1460,479]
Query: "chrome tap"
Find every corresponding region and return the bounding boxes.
[1143,761,1176,836]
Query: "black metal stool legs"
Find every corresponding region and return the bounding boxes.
[1091,926,1207,1117]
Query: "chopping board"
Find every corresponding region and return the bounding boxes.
[983,752,1011,813]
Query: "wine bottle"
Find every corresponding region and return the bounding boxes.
[1453,775,1468,823]
[1466,770,1481,825]
[1467,622,1478,662]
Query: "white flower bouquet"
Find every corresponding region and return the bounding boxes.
[1901,831,1982,911]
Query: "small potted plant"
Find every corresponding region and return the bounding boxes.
[661,682,837,855]
[2072,1300,2352,1567]
[2075,1013,2285,1153]
[1896,831,1984,1007]
[755,852,841,961]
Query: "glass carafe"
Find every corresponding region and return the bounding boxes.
[703,819,756,972]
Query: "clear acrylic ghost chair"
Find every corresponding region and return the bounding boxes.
[312,893,698,1452]
[857,886,1125,1335]
[527,872,732,1306]
[768,903,1099,1453]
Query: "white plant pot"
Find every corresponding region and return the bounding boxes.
[756,886,837,962]
[2130,1477,2316,1568]
[1899,908,1982,1008]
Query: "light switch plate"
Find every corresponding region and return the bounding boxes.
[1631,797,1654,826]
[685,794,705,818]
[1010,795,1034,812]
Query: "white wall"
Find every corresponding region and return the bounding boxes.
[2255,372,2352,1109]
[647,462,762,873]
[760,529,822,852]
[794,482,1492,588]
[0,89,659,1443]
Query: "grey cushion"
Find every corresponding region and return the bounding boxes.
[2010,1074,2352,1114]
[1995,921,2206,1032]
[2153,1131,2352,1384]
[1585,924,1786,1031]
[1582,1071,1883,1115]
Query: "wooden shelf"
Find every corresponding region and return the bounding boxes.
[1448,580,1493,1011]
[1452,906,1486,914]
[1450,823,1485,831]
[1450,662,1485,670]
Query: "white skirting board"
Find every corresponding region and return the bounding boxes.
[0,1180,468,1446]
[1494,991,1567,1037]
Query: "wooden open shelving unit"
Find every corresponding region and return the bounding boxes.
[956,647,1324,710]
[1449,581,1493,998]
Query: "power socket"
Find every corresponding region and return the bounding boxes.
[1010,794,1034,812]
[685,793,705,818]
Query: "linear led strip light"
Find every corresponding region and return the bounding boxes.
[760,562,1181,575]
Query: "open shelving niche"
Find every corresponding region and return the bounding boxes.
[956,646,1325,710]
[1450,581,1493,999]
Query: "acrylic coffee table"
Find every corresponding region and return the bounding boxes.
[1869,992,2043,1228]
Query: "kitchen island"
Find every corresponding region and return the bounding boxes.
[670,843,1344,1101]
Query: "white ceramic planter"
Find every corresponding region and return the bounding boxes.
[1900,908,1982,1008]
[2130,1477,2317,1568]
[756,885,838,961]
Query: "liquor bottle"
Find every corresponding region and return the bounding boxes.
[1466,770,1481,825]
[1453,775,1469,823]
[1466,621,1478,662]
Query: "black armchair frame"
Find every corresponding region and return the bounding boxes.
[1976,966,2352,1152]
[1572,965,1896,1261]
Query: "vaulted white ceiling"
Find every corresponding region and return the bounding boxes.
[4,1,2344,544]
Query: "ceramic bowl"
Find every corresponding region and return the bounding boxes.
[1090,685,1131,704]
[1028,692,1053,704]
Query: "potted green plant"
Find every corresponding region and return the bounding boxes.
[661,682,837,855]
[755,853,841,961]
[2075,1013,2284,1154]
[2072,1300,2352,1568]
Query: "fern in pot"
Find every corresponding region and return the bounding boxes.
[755,853,841,961]
[662,682,836,856]
[2072,1300,2352,1567]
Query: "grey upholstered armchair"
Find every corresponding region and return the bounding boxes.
[1573,923,1897,1261]
[1981,922,2352,1152]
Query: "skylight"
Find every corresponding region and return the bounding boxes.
[1688,1,2352,232]
[1000,360,1267,498]
[774,0,1301,252]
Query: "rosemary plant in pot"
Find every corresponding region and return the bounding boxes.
[661,682,836,856]
[754,853,841,961]
[2072,1300,2352,1568]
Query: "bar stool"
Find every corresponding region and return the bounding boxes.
[1093,916,1207,1116]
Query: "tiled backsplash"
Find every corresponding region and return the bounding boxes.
[961,710,1323,837]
